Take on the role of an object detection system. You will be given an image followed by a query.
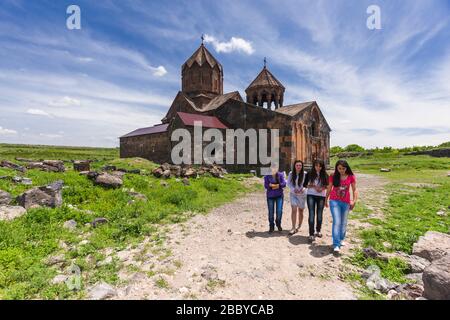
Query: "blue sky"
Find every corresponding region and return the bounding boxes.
[0,0,449,148]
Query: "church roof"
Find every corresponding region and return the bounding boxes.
[246,66,285,91]
[120,123,169,138]
[202,91,243,111]
[275,101,315,116]
[182,44,223,71]
[177,112,228,129]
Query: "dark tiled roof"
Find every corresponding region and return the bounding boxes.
[275,101,315,116]
[182,44,222,71]
[246,67,285,90]
[120,123,169,138]
[202,91,242,111]
[177,112,228,129]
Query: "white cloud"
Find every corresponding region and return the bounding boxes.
[150,65,168,77]
[39,133,63,139]
[0,126,17,135]
[49,96,81,107]
[26,109,52,117]
[204,34,254,55]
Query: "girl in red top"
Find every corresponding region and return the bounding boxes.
[325,160,358,254]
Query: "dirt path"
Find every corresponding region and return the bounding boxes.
[113,173,388,300]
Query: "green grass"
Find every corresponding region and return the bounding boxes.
[0,144,258,299]
[335,152,450,298]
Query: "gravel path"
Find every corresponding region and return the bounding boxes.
[113,173,388,300]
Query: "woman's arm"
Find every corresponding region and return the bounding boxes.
[264,176,270,190]
[279,172,287,188]
[302,173,309,188]
[325,178,332,207]
[350,181,358,209]
[286,172,294,190]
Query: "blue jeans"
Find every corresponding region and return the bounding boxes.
[267,196,283,227]
[329,200,350,248]
[307,195,325,236]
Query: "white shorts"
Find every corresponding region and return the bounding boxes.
[290,193,306,209]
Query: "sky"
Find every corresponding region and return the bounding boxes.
[0,0,449,148]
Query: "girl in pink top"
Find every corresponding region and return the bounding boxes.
[326,160,358,254]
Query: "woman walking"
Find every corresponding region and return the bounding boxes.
[287,160,307,235]
[264,166,287,233]
[305,159,329,243]
[326,160,358,254]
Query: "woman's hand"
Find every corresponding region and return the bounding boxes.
[325,200,329,208]
[350,201,356,210]
[271,184,279,190]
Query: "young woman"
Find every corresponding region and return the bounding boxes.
[287,160,307,235]
[326,160,358,254]
[305,159,329,243]
[264,166,287,233]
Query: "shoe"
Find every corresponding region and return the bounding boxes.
[276,222,282,231]
[269,226,274,233]
[289,229,297,235]
[333,246,341,253]
[308,236,315,243]
[315,232,323,238]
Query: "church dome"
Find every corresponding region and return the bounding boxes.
[181,43,223,98]
[245,63,285,109]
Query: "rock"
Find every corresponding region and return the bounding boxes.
[436,210,446,216]
[423,254,450,300]
[92,217,108,228]
[79,240,90,246]
[94,173,123,188]
[182,178,190,186]
[396,283,424,300]
[43,160,65,172]
[152,167,164,178]
[363,265,396,293]
[51,274,69,285]
[73,161,90,172]
[162,170,171,179]
[387,289,399,300]
[161,163,171,171]
[88,282,117,300]
[362,247,387,261]
[380,168,391,172]
[16,180,64,209]
[63,219,77,230]
[405,273,424,285]
[0,160,26,172]
[0,205,27,221]
[45,254,65,266]
[86,171,99,180]
[0,190,12,205]
[96,256,113,267]
[412,231,450,262]
[111,171,126,179]
[128,192,147,202]
[407,255,431,273]
[184,168,197,178]
[21,178,32,185]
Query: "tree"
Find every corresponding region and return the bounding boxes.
[345,144,365,152]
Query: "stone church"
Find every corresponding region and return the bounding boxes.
[120,42,331,173]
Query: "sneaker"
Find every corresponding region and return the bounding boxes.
[315,232,323,238]
[308,236,315,243]
[269,226,274,233]
[276,222,282,231]
[333,246,340,253]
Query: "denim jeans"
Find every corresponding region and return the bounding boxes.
[307,195,325,236]
[267,196,283,227]
[329,200,350,248]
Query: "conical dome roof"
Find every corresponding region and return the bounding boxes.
[182,44,223,71]
[246,66,284,91]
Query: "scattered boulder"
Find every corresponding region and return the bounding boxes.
[51,274,69,285]
[110,171,126,179]
[152,167,163,178]
[94,173,123,188]
[395,283,424,300]
[92,217,109,228]
[161,163,171,171]
[162,170,171,179]
[0,205,27,221]
[0,190,12,205]
[128,191,147,202]
[182,178,190,186]
[0,160,25,172]
[405,273,424,285]
[88,282,117,300]
[362,265,396,293]
[63,219,77,230]
[412,231,450,262]
[380,168,391,172]
[16,180,63,209]
[102,165,117,171]
[423,254,450,300]
[407,255,431,273]
[45,254,66,266]
[96,256,113,267]
[362,247,388,261]
[184,168,197,178]
[26,160,65,172]
[73,160,91,172]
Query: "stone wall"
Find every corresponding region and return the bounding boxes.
[120,132,171,164]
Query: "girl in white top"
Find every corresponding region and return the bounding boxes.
[287,160,307,235]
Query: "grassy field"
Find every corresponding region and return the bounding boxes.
[0,144,259,299]
[333,152,450,299]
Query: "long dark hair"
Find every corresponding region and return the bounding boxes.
[291,160,304,187]
[333,160,354,187]
[308,159,328,186]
